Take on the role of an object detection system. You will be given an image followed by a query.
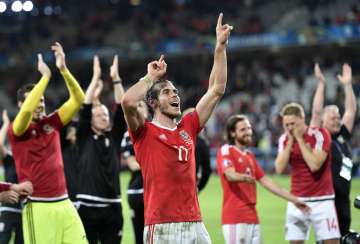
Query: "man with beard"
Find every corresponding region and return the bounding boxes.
[122,13,231,244]
[217,114,309,244]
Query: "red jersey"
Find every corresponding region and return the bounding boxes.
[129,111,202,225]
[217,144,265,224]
[0,182,11,192]
[278,127,334,198]
[8,112,67,198]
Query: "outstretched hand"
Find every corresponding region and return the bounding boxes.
[147,55,167,81]
[314,63,325,83]
[110,55,121,81]
[294,199,311,215]
[37,53,51,78]
[2,110,10,126]
[216,13,233,47]
[92,55,101,81]
[0,191,19,204]
[51,42,67,71]
[337,63,352,85]
[11,181,33,196]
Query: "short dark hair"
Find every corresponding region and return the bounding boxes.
[145,79,173,116]
[280,102,305,118]
[225,114,248,144]
[17,83,36,103]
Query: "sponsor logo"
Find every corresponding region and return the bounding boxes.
[159,134,167,141]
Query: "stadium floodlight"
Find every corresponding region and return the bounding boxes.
[22,0,33,12]
[11,0,22,12]
[44,5,52,15]
[0,1,7,13]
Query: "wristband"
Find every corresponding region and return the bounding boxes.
[113,79,122,84]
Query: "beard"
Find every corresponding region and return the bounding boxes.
[237,136,252,146]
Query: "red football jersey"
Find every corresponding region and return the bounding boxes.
[217,144,265,224]
[278,127,334,198]
[8,112,67,198]
[129,111,202,225]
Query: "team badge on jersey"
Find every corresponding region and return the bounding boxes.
[179,130,192,145]
[43,124,54,134]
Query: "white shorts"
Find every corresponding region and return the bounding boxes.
[222,223,261,244]
[144,221,211,244]
[285,199,340,241]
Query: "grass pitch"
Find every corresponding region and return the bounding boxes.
[120,172,360,244]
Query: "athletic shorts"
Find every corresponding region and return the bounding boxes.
[222,223,261,244]
[285,199,340,241]
[23,198,87,244]
[144,221,211,244]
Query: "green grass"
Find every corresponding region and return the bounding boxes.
[4,172,359,243]
[120,172,360,244]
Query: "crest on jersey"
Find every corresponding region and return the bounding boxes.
[43,124,54,134]
[179,130,192,145]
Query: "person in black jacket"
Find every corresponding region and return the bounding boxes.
[76,55,126,244]
[60,121,79,204]
[0,110,23,244]
[311,63,357,237]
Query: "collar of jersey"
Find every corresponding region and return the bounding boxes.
[151,121,177,131]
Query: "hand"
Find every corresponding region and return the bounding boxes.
[337,63,352,85]
[314,63,325,83]
[216,13,233,47]
[11,181,33,196]
[0,191,19,204]
[37,53,51,78]
[92,55,101,81]
[2,110,10,126]
[147,55,167,81]
[94,79,103,99]
[241,174,255,184]
[292,123,304,140]
[51,42,67,71]
[294,199,311,215]
[110,55,121,81]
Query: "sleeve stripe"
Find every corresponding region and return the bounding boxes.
[309,128,324,150]
[220,144,230,156]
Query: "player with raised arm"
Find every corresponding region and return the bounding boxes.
[275,102,340,244]
[121,13,232,244]
[217,114,309,244]
[310,63,357,237]
[7,42,87,244]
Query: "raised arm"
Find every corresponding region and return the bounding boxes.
[110,55,125,104]
[55,42,85,126]
[13,54,51,136]
[310,63,326,127]
[121,55,167,132]
[0,110,10,158]
[259,176,310,214]
[338,63,357,132]
[85,55,102,105]
[195,13,232,127]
